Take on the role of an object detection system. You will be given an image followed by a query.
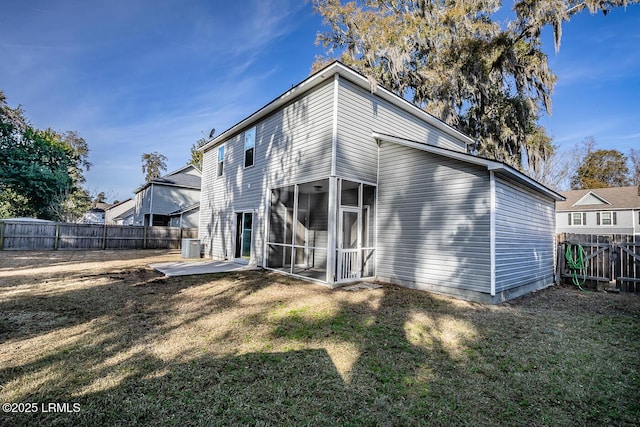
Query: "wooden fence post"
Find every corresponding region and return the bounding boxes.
[54,223,60,250]
[102,223,108,250]
[556,242,563,285]
[0,221,5,250]
[143,226,148,249]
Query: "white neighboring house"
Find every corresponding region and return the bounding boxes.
[133,164,201,228]
[80,202,112,224]
[105,199,135,225]
[556,186,640,235]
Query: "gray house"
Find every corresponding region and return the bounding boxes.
[556,186,640,235]
[134,164,201,227]
[198,62,563,303]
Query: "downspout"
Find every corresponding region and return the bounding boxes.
[490,171,496,297]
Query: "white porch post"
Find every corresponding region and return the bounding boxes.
[326,176,338,284]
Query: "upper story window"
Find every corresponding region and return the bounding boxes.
[217,145,224,177]
[568,212,586,226]
[597,211,617,226]
[244,127,256,168]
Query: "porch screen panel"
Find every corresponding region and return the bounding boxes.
[340,180,359,207]
[267,186,294,269]
[268,179,329,280]
[362,184,376,277]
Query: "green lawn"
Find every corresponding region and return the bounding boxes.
[0,250,638,426]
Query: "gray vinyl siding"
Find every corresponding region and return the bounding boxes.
[376,141,491,296]
[555,209,637,235]
[170,209,200,228]
[199,80,335,262]
[494,176,556,293]
[134,184,200,225]
[335,79,467,183]
[134,187,150,225]
[150,186,200,215]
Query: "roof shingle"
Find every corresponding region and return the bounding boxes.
[556,186,640,211]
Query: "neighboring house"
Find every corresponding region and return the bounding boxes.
[105,199,135,225]
[198,61,564,304]
[556,186,640,235]
[80,202,112,224]
[169,202,200,228]
[134,165,201,227]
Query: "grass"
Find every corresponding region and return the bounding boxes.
[0,250,639,426]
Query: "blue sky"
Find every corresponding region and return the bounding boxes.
[1,1,638,200]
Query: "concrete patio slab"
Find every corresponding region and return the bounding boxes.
[149,259,258,277]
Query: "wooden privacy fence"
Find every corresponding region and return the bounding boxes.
[0,221,198,251]
[557,233,640,292]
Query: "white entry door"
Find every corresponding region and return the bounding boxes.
[338,208,361,282]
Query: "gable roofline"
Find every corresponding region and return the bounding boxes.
[372,132,565,202]
[105,198,133,210]
[201,61,475,153]
[556,186,640,211]
[134,181,201,194]
[165,164,201,177]
[168,202,200,216]
[133,164,202,194]
[113,208,134,221]
[573,191,611,206]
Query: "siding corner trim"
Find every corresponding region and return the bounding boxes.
[490,171,496,297]
[331,73,339,177]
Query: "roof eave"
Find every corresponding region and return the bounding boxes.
[372,132,565,202]
[200,61,473,153]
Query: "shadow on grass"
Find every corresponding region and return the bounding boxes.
[1,269,639,426]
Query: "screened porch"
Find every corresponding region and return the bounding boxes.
[265,178,376,284]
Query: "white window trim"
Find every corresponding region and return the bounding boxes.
[244,127,256,169]
[569,212,586,226]
[217,145,224,177]
[597,211,616,226]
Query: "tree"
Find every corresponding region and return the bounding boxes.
[629,148,640,186]
[571,148,630,189]
[0,91,92,220]
[141,151,168,182]
[189,137,207,170]
[93,192,107,205]
[522,140,570,191]
[0,188,30,218]
[61,130,92,185]
[312,0,637,172]
[48,188,92,223]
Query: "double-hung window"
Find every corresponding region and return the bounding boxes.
[217,145,224,177]
[597,211,616,226]
[569,212,586,226]
[244,127,255,168]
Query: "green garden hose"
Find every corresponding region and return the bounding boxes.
[565,243,587,291]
